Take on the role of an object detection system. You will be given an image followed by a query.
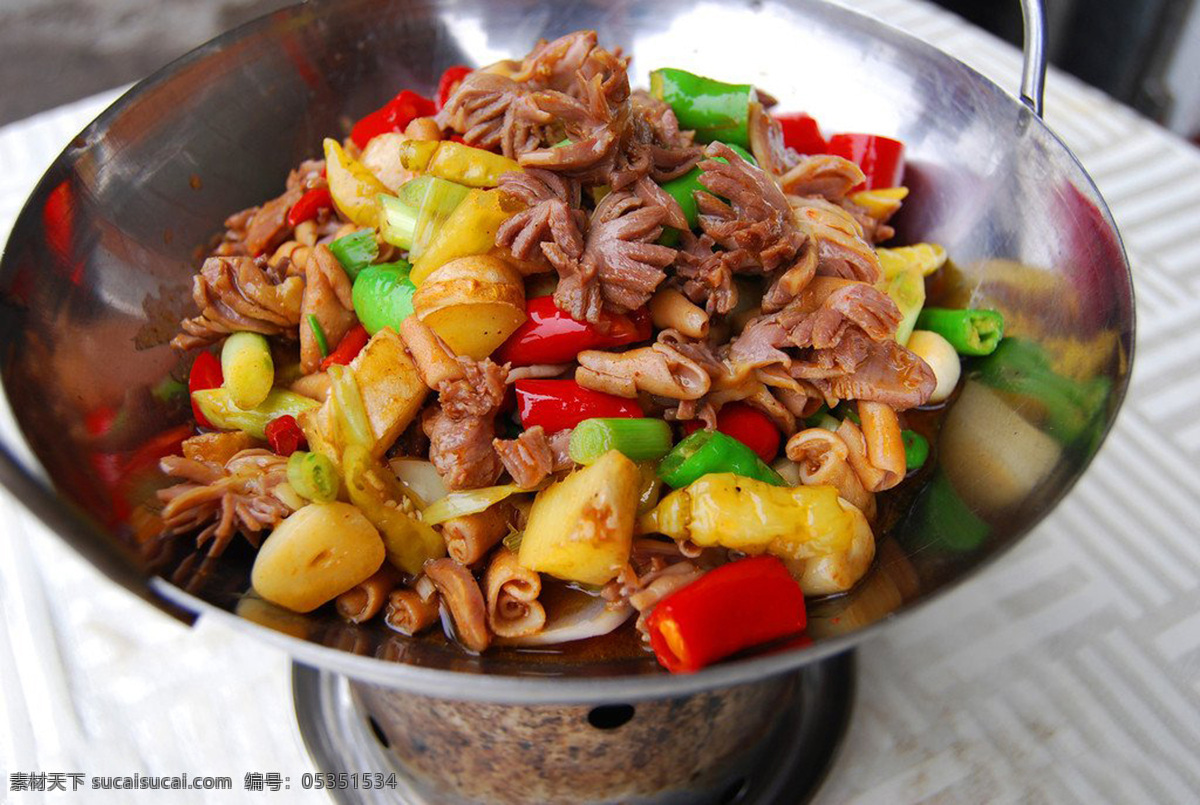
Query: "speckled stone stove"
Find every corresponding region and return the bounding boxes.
[293,653,854,805]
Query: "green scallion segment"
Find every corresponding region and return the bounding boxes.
[915,307,1005,356]
[649,68,755,148]
[307,314,329,357]
[658,428,784,489]
[569,418,673,465]
[287,450,340,503]
[902,429,929,470]
[379,176,471,257]
[328,228,379,279]
[502,530,524,553]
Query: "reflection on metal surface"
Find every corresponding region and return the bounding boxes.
[0,0,1133,700]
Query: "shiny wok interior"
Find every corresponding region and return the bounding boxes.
[0,0,1133,702]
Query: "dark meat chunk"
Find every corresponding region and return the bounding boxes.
[439,357,509,420]
[493,425,559,489]
[777,277,900,349]
[790,196,881,283]
[804,339,936,410]
[423,406,504,490]
[436,71,546,158]
[172,255,304,350]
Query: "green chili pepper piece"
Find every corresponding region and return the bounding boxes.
[307,314,329,357]
[649,68,755,148]
[328,228,379,279]
[901,429,929,470]
[287,450,340,503]
[570,418,673,464]
[658,143,759,240]
[352,260,416,335]
[915,307,1005,356]
[917,473,990,552]
[658,429,784,489]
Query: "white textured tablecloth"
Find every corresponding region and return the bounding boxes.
[2,1,1200,803]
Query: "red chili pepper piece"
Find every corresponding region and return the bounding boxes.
[514,379,642,432]
[681,402,781,464]
[84,405,118,438]
[646,556,807,673]
[287,186,332,228]
[773,112,827,155]
[188,351,224,428]
[350,90,437,149]
[265,415,307,457]
[826,133,905,191]
[436,65,473,111]
[496,297,652,366]
[320,323,369,371]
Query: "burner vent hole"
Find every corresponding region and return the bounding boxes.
[586,704,635,729]
[719,777,748,804]
[367,716,391,748]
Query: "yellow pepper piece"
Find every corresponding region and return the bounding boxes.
[399,140,522,188]
[410,189,515,285]
[639,473,856,560]
[875,263,925,346]
[342,443,446,575]
[876,243,947,279]
[848,186,908,219]
[323,138,390,229]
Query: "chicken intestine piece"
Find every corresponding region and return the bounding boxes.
[785,427,876,517]
[576,342,711,400]
[441,504,510,566]
[384,588,441,636]
[158,449,298,557]
[172,255,304,350]
[424,559,491,653]
[505,363,574,382]
[484,547,547,638]
[299,244,357,373]
[836,402,906,493]
[399,317,464,390]
[336,566,401,624]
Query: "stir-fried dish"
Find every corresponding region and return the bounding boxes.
[156,31,1007,673]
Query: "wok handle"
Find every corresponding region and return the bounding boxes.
[1019,0,1047,116]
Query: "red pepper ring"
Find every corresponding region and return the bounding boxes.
[287,187,332,228]
[350,89,437,149]
[681,402,781,464]
[265,415,307,457]
[496,296,652,366]
[188,351,224,429]
[773,111,827,155]
[826,133,905,191]
[320,323,369,370]
[436,65,473,111]
[646,556,807,673]
[514,379,642,433]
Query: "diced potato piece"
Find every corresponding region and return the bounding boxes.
[519,450,639,585]
[182,431,259,465]
[359,133,417,194]
[299,328,428,461]
[938,381,1062,513]
[411,189,514,285]
[412,255,526,360]
[251,502,385,613]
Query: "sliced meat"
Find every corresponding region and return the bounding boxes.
[790,196,881,283]
[300,244,357,373]
[495,169,586,268]
[777,277,900,350]
[779,155,866,202]
[172,255,304,350]
[801,338,935,410]
[439,357,508,419]
[493,425,574,489]
[436,71,545,158]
